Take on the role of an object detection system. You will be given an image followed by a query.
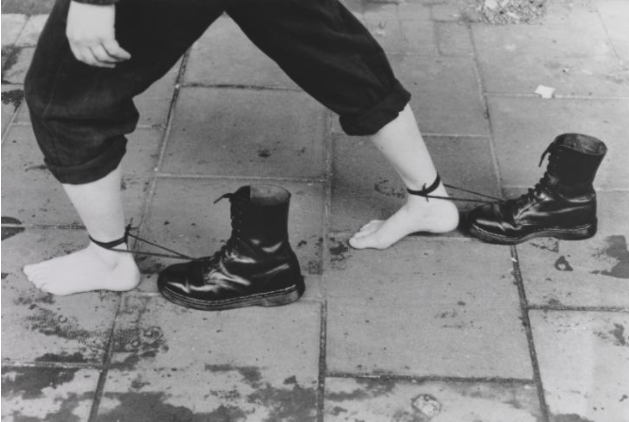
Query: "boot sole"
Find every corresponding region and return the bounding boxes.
[468,221,597,245]
[159,276,306,311]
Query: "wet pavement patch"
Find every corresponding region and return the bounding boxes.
[98,392,196,422]
[554,256,573,272]
[592,235,629,279]
[1,88,24,108]
[552,414,596,422]
[35,352,88,364]
[1,367,79,400]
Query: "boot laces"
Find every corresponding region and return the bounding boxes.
[510,142,560,208]
[213,192,246,260]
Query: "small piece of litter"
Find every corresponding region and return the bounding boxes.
[535,85,555,99]
[412,394,442,418]
[484,0,499,10]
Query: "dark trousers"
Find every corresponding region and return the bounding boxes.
[25,0,411,184]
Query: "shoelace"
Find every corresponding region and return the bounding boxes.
[509,141,559,207]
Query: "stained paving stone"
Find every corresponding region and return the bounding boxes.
[514,191,629,309]
[97,295,320,422]
[324,377,542,422]
[326,239,533,378]
[15,14,47,47]
[2,46,34,84]
[389,54,490,136]
[1,126,162,226]
[597,0,629,63]
[331,134,500,236]
[1,366,98,421]
[184,17,299,90]
[530,310,629,422]
[472,3,629,97]
[1,228,120,363]
[1,83,23,135]
[436,21,474,56]
[1,14,27,47]
[134,178,325,300]
[162,87,327,178]
[487,96,629,190]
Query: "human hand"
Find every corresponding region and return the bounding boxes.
[66,1,131,68]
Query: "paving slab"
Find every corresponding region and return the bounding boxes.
[530,310,629,422]
[436,21,474,56]
[1,0,54,14]
[516,191,629,309]
[324,377,542,421]
[330,133,500,236]
[135,178,325,300]
[96,295,320,421]
[361,17,437,55]
[1,46,34,84]
[1,126,162,226]
[597,0,629,63]
[388,54,490,136]
[325,238,533,378]
[1,14,27,48]
[162,86,328,178]
[1,366,98,422]
[1,83,23,136]
[1,228,120,364]
[472,3,629,97]
[15,14,47,47]
[487,96,629,190]
[184,17,299,90]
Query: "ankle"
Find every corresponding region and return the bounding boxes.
[88,241,133,266]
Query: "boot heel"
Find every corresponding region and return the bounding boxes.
[554,220,597,241]
[259,275,306,307]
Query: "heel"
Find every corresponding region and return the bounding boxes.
[554,220,597,241]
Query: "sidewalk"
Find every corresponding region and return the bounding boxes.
[2,0,628,421]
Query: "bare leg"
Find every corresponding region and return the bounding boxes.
[23,166,141,295]
[349,104,459,249]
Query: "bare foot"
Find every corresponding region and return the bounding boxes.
[23,242,141,295]
[349,186,459,250]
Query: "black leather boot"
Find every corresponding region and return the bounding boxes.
[467,133,607,244]
[158,185,305,310]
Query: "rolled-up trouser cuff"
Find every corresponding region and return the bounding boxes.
[45,136,128,185]
[339,79,411,136]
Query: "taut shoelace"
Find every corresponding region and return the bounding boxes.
[91,178,511,258]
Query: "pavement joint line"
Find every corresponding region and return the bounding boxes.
[180,82,301,92]
[88,294,126,422]
[484,92,629,100]
[528,305,629,314]
[316,301,328,422]
[510,245,551,422]
[325,372,536,385]
[132,50,192,251]
[465,20,505,203]
[0,361,104,370]
[595,5,624,64]
[153,173,330,183]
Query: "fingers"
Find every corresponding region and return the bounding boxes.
[102,39,132,61]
